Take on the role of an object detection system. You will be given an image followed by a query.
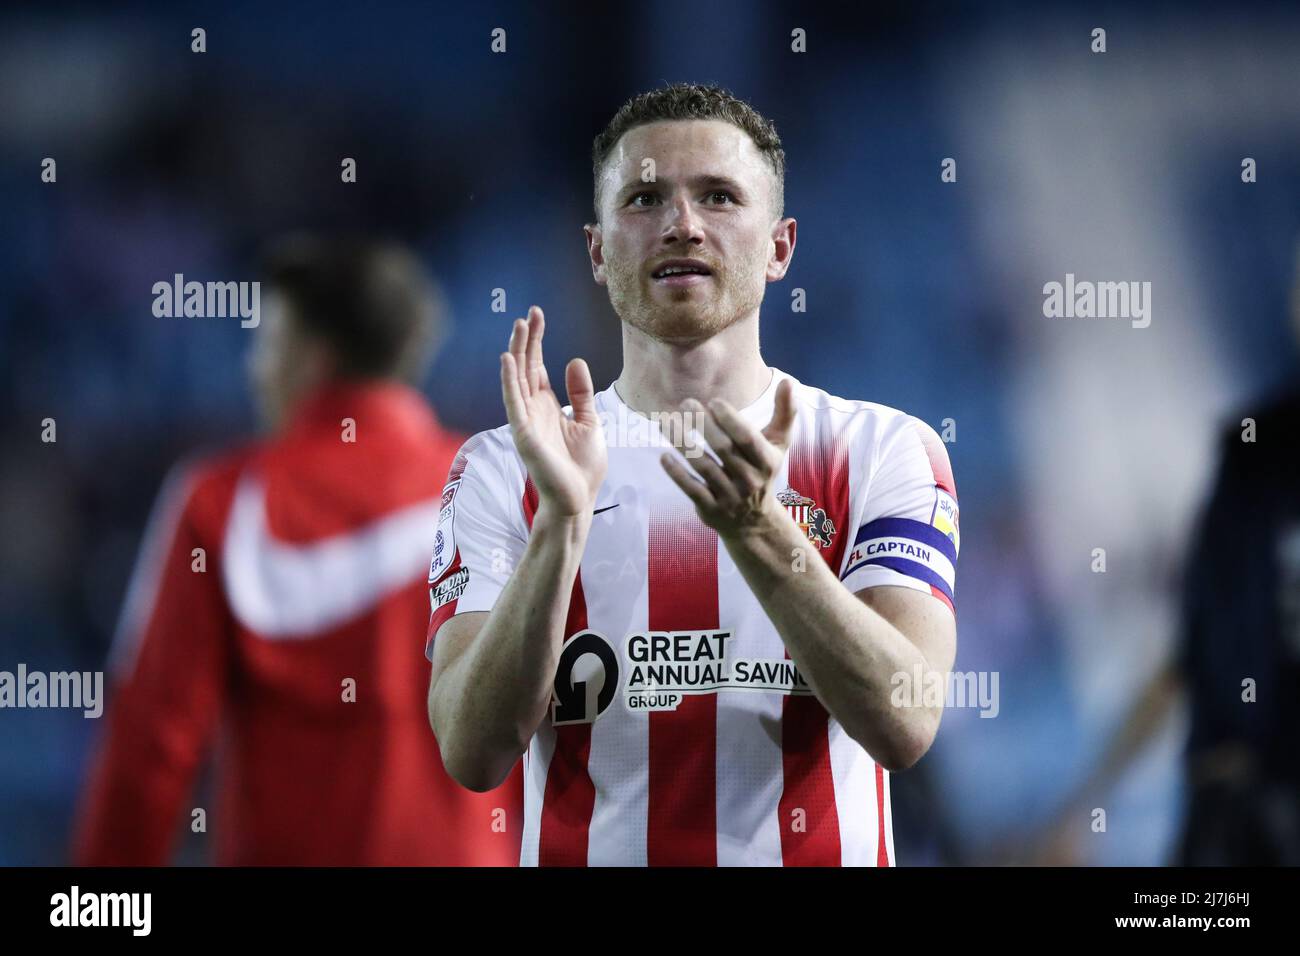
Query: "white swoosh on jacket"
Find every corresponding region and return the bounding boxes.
[222,473,441,638]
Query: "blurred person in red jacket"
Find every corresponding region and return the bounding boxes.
[73,236,522,865]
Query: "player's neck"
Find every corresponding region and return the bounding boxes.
[614,314,771,416]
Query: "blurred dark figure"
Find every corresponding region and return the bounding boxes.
[1036,242,1300,866]
[72,236,523,865]
[1174,398,1300,863]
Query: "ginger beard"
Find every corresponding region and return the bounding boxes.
[602,237,769,344]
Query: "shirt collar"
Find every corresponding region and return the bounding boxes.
[597,366,790,426]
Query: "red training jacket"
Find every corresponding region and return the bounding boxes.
[73,381,522,865]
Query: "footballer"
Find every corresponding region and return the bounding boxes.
[76,238,521,866]
[425,84,959,866]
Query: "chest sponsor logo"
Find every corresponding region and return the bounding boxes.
[552,631,621,726]
[549,628,813,723]
[624,630,813,711]
[778,487,835,549]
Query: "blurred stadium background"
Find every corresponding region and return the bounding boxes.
[1,0,1298,864]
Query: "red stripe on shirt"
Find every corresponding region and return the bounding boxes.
[913,420,956,497]
[522,477,539,529]
[445,430,497,487]
[875,762,891,866]
[425,551,464,656]
[778,438,849,866]
[537,572,597,866]
[647,510,719,866]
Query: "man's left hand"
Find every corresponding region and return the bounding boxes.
[660,378,799,539]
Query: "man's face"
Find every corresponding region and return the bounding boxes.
[587,120,794,344]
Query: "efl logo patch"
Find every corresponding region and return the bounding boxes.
[430,567,469,611]
[428,489,460,587]
[440,478,461,512]
[428,479,461,583]
[778,487,836,549]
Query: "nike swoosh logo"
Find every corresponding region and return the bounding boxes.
[223,474,441,638]
[593,504,620,516]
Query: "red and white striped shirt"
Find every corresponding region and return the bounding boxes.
[426,368,959,866]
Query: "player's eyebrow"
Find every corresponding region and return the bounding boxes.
[693,174,748,196]
[617,173,749,201]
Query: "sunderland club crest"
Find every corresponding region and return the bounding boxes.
[778,487,836,549]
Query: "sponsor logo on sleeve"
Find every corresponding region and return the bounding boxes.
[932,489,960,554]
[430,567,469,611]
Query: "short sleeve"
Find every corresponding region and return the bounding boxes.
[424,432,527,659]
[839,416,959,613]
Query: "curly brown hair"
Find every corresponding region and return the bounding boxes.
[591,82,786,221]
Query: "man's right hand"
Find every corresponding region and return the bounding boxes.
[500,306,608,518]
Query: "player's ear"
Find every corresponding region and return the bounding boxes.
[765,216,796,282]
[585,222,608,286]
